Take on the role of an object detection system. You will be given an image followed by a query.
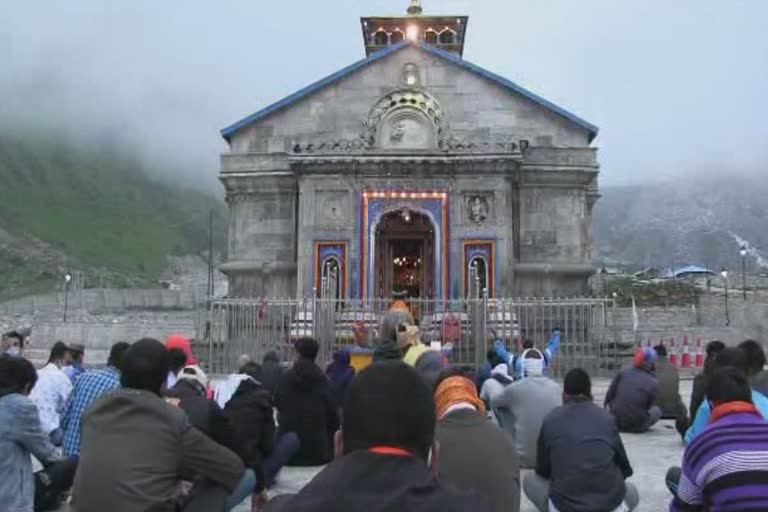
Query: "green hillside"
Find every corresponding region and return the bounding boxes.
[0,128,225,298]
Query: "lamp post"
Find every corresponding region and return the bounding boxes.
[721,268,729,326]
[63,273,72,323]
[740,244,748,300]
[600,267,607,297]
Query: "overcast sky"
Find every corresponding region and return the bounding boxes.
[2,1,767,193]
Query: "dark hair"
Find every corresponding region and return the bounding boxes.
[706,340,726,358]
[240,362,263,381]
[738,340,766,376]
[4,331,24,348]
[0,355,37,396]
[522,339,534,350]
[706,367,752,406]
[107,342,131,370]
[523,349,542,360]
[432,366,474,393]
[295,337,319,361]
[653,344,668,357]
[343,361,435,460]
[564,368,592,398]
[48,341,69,364]
[120,339,168,394]
[713,347,747,373]
[486,349,505,368]
[263,351,279,364]
[168,348,188,374]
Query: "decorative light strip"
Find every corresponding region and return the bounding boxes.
[363,190,447,201]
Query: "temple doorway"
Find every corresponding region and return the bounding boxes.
[374,209,435,301]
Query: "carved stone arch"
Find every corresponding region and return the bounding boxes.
[362,88,452,150]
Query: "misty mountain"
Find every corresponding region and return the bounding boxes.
[595,175,768,271]
[0,127,225,299]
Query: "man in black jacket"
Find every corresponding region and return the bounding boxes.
[524,368,639,512]
[224,362,299,490]
[274,338,339,466]
[604,347,661,432]
[264,361,492,512]
[261,351,284,397]
[165,365,237,453]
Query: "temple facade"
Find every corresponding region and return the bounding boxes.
[219,2,600,301]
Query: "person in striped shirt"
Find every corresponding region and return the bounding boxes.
[670,366,768,512]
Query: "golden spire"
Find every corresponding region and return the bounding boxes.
[407,0,423,16]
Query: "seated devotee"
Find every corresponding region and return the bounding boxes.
[165,365,237,451]
[397,323,450,389]
[275,337,339,466]
[479,349,514,409]
[525,368,638,512]
[261,351,284,396]
[373,291,416,359]
[29,341,73,445]
[165,333,198,365]
[264,361,493,512]
[652,344,689,437]
[164,347,188,392]
[605,346,661,433]
[63,343,86,383]
[225,362,299,490]
[326,349,356,410]
[434,369,520,512]
[1,330,26,357]
[495,328,561,380]
[669,366,768,511]
[0,355,78,512]
[60,341,130,456]
[739,339,768,396]
[689,340,725,418]
[491,348,562,468]
[684,346,768,444]
[71,338,248,512]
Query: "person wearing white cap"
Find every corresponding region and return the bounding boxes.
[491,348,562,469]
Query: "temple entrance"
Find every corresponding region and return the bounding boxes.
[374,209,435,301]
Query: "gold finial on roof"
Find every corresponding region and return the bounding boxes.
[407,0,423,16]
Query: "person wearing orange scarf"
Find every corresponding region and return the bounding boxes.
[434,374,486,419]
[434,371,520,512]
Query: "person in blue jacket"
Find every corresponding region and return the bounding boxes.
[495,328,561,380]
[684,346,768,445]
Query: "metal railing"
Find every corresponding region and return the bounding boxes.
[198,295,610,377]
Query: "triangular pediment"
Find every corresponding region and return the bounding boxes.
[222,41,598,153]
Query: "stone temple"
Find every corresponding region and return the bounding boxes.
[219,1,600,301]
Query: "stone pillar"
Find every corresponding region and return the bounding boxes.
[220,160,298,298]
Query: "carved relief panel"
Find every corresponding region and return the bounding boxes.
[463,193,495,225]
[314,190,350,228]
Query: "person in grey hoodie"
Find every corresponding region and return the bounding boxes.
[491,349,562,468]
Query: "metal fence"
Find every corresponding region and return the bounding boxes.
[197,296,610,377]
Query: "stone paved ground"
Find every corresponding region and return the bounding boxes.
[231,378,693,512]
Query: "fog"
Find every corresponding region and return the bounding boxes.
[1,0,766,192]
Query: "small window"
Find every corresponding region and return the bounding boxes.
[321,257,342,300]
[374,30,389,46]
[425,29,438,44]
[469,257,488,298]
[390,29,404,43]
[439,29,456,45]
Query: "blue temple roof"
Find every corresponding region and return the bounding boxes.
[220,40,599,142]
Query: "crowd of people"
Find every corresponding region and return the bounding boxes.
[1,307,768,511]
